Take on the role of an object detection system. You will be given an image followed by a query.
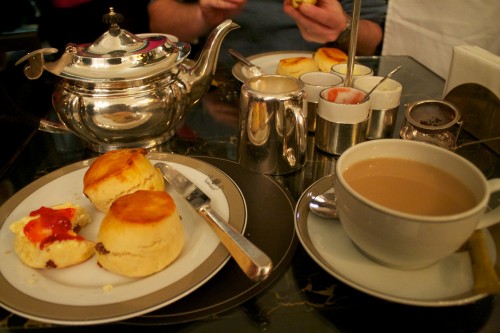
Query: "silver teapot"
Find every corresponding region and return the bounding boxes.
[16,8,239,152]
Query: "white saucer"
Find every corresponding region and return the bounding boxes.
[232,50,313,82]
[295,174,497,307]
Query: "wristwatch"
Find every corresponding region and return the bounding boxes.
[336,13,352,44]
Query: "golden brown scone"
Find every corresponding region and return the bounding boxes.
[9,203,94,269]
[276,57,319,78]
[95,190,184,278]
[313,47,348,72]
[291,0,317,8]
[83,148,165,213]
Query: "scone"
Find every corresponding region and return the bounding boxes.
[291,0,317,8]
[83,148,165,212]
[95,190,184,278]
[9,203,94,269]
[276,57,319,78]
[313,47,348,72]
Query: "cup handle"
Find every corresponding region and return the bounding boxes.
[476,178,500,230]
[282,105,306,167]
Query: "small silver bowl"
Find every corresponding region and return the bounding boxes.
[400,99,462,149]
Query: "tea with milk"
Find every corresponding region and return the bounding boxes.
[343,157,476,216]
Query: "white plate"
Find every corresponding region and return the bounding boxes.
[0,153,246,325]
[232,50,313,82]
[295,174,496,307]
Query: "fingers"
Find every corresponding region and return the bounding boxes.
[284,0,346,43]
[201,0,245,10]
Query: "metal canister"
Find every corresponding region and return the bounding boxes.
[400,99,462,149]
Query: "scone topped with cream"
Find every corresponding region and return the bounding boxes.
[83,148,165,212]
[95,190,184,278]
[9,203,94,269]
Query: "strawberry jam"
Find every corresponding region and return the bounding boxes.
[325,87,365,104]
[24,206,83,249]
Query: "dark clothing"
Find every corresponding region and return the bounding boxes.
[201,0,387,66]
[34,0,386,64]
[35,0,151,53]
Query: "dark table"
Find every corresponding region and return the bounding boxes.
[1,55,499,332]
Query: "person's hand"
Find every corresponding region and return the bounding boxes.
[283,0,348,44]
[148,0,247,42]
[200,0,247,29]
[283,0,384,55]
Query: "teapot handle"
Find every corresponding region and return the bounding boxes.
[15,48,58,80]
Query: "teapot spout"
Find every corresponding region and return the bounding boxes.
[184,19,240,106]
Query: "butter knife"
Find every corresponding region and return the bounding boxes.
[155,162,273,282]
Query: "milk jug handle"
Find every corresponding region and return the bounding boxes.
[282,105,305,167]
[476,178,500,230]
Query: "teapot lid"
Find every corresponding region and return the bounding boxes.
[48,7,191,81]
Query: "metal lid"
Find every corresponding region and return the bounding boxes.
[46,7,191,81]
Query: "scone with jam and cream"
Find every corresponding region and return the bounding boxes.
[9,203,94,269]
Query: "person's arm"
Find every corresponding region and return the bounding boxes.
[283,0,384,55]
[338,17,383,56]
[148,0,246,42]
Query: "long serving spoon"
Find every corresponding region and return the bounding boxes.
[361,65,403,103]
[344,0,361,87]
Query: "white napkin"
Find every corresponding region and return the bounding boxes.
[443,45,500,99]
[382,0,500,79]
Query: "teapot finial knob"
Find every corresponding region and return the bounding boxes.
[103,7,124,35]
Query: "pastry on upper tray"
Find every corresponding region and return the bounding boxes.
[276,57,319,78]
[313,47,348,72]
[276,47,348,78]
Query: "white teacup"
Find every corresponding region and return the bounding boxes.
[334,139,500,270]
[299,72,343,132]
[353,76,403,139]
[331,63,373,82]
[317,87,370,124]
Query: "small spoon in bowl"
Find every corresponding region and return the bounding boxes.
[361,65,403,103]
[309,191,338,219]
[228,48,264,78]
[453,136,500,151]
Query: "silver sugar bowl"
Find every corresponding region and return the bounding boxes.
[400,99,462,149]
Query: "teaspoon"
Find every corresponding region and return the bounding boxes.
[453,136,500,151]
[228,48,264,78]
[309,191,338,219]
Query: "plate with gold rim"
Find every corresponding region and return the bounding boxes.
[295,174,497,307]
[0,153,246,325]
[232,50,314,82]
